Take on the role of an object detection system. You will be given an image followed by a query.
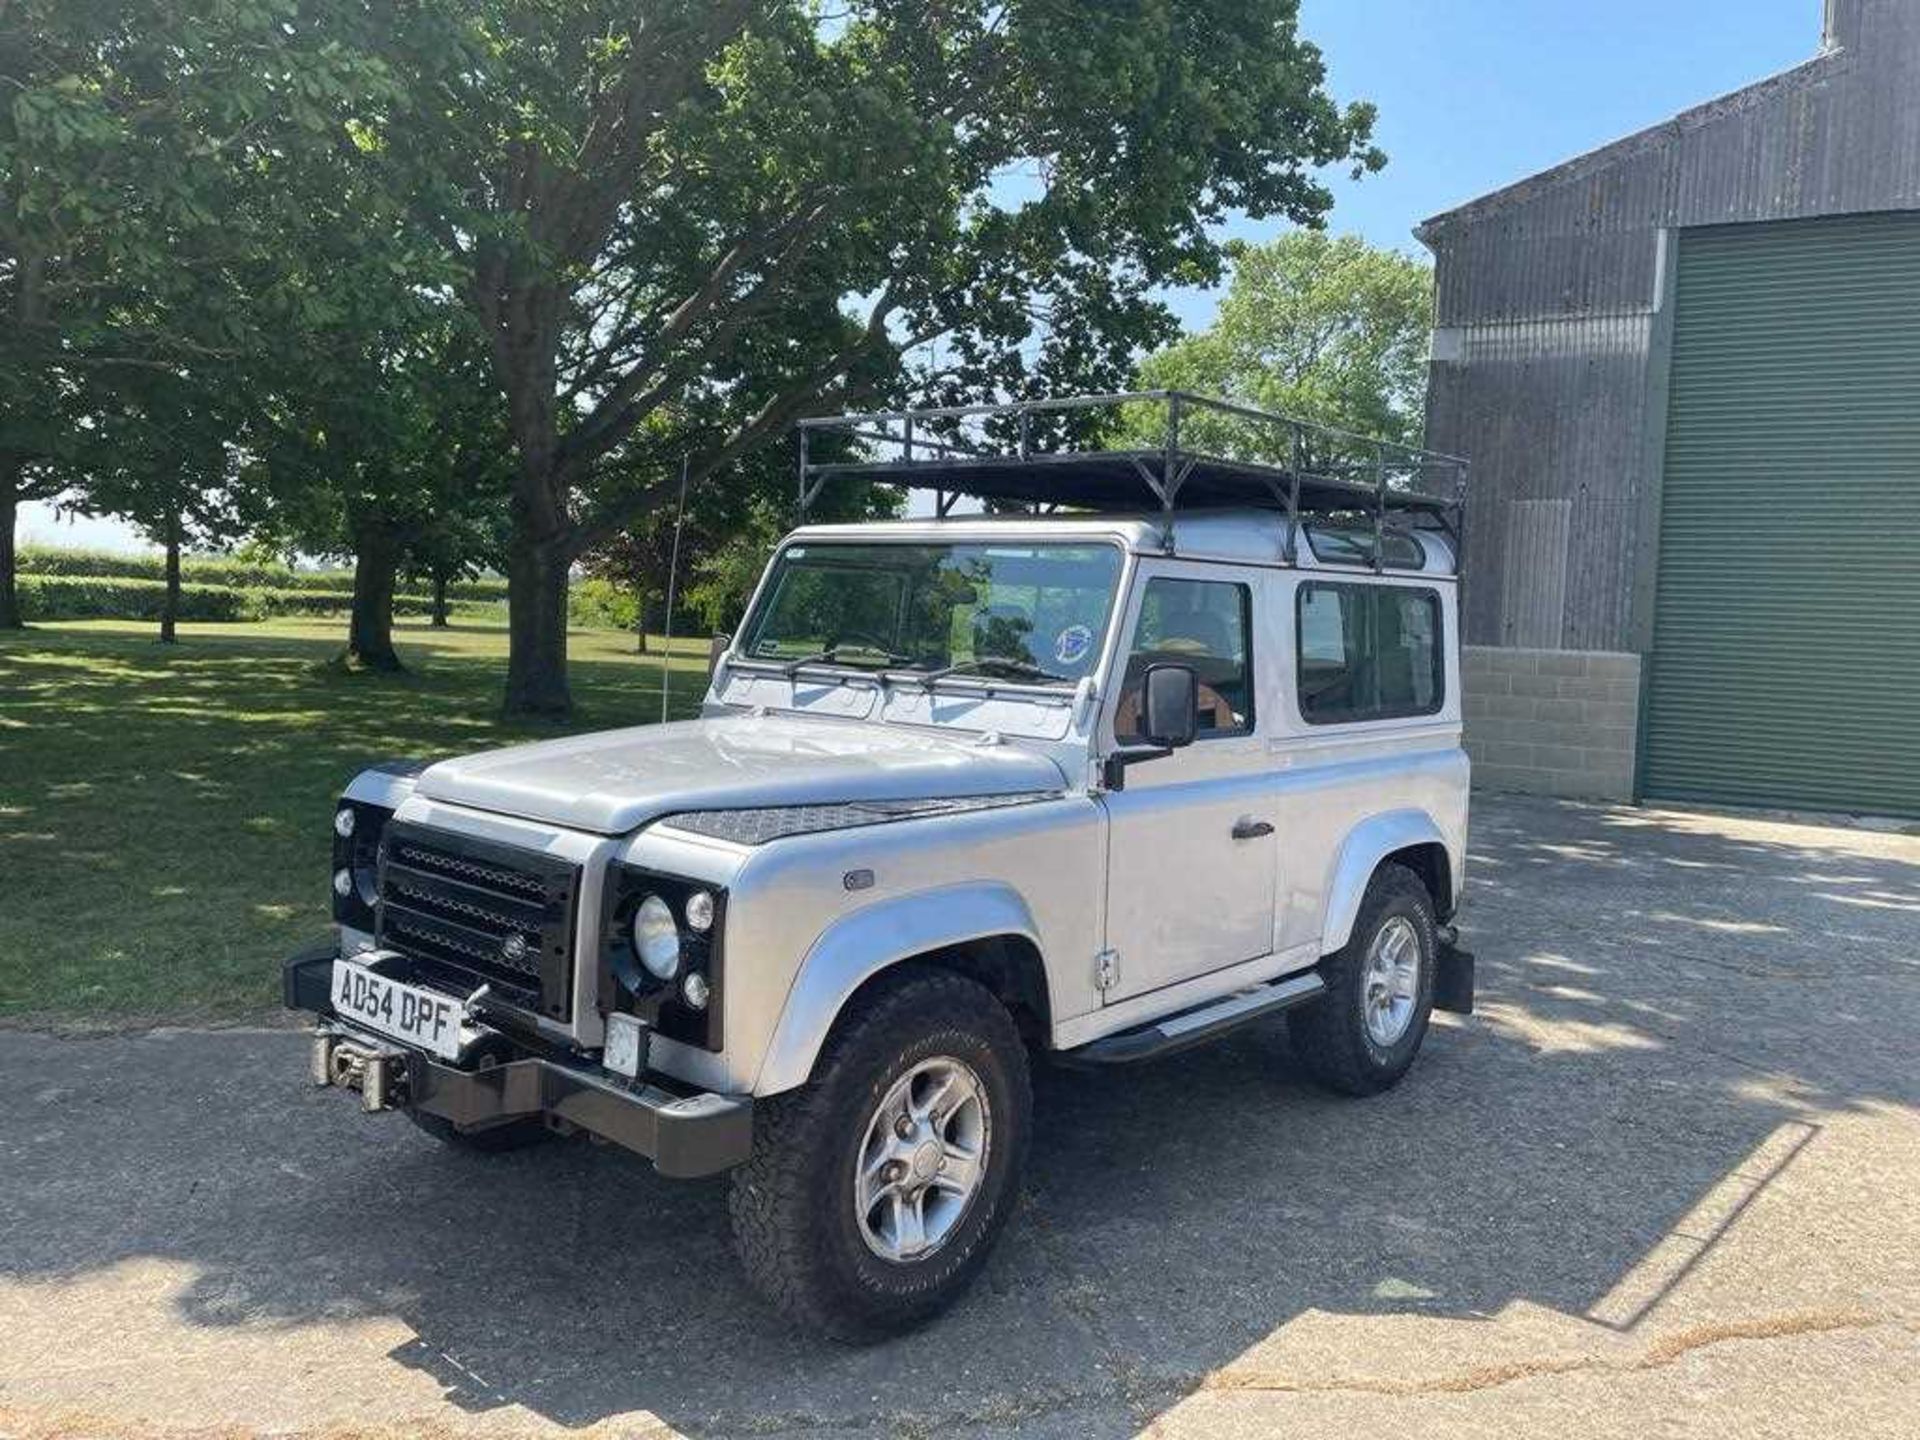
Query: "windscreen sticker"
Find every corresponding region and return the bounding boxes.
[1053,623,1094,667]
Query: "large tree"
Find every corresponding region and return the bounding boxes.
[59,365,240,642]
[1137,231,1434,445]
[356,0,1381,716]
[243,300,511,669]
[0,0,398,628]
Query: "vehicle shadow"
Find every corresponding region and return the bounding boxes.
[1,793,1914,1435]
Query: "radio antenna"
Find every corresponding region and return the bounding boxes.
[659,453,690,724]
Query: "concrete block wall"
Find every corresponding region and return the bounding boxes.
[1462,647,1642,800]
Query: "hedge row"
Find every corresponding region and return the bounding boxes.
[16,546,510,602]
[16,575,497,624]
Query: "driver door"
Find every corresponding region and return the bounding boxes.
[1098,564,1278,1002]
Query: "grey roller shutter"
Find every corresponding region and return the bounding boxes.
[1645,212,1920,816]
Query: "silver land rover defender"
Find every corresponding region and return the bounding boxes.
[286,393,1475,1341]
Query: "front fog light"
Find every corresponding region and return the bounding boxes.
[681,972,710,1010]
[632,894,681,980]
[333,806,356,838]
[684,890,715,932]
[332,867,353,899]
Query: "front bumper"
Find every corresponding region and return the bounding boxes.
[283,939,753,1179]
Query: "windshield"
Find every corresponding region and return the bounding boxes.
[739,540,1124,686]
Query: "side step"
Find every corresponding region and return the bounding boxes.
[1061,971,1327,1067]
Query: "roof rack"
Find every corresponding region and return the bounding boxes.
[795,391,1468,571]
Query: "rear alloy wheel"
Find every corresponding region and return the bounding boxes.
[1361,915,1424,1048]
[1288,862,1438,1096]
[728,967,1030,1342]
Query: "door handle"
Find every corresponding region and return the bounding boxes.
[1231,817,1275,841]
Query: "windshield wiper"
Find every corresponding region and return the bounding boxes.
[917,656,1075,685]
[779,647,840,675]
[779,646,910,676]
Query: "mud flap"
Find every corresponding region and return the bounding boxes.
[1434,943,1475,1016]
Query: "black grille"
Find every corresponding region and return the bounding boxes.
[376,823,579,1020]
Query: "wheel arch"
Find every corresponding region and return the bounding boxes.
[752,883,1048,1097]
[1320,810,1455,955]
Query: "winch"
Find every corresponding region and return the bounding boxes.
[311,1029,407,1113]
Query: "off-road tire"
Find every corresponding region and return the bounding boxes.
[727,966,1031,1343]
[406,1109,551,1153]
[1288,863,1438,1096]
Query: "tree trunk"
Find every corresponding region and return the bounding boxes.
[431,570,450,628]
[158,514,181,644]
[348,519,403,670]
[0,461,21,630]
[481,268,573,718]
[504,535,572,718]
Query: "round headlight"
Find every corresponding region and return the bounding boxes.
[631,894,681,980]
[332,867,354,899]
[334,807,356,838]
[684,890,715,933]
[681,972,710,1010]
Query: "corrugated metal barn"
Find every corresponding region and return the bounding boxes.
[1419,0,1920,817]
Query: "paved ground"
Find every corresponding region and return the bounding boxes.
[2,793,1917,1439]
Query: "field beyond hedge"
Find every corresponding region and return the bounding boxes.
[0,616,709,1026]
[17,544,511,596]
[14,545,510,625]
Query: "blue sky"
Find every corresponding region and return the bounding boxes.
[1158,0,1823,325]
[25,0,1828,553]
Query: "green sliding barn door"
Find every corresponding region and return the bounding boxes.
[1645,212,1920,816]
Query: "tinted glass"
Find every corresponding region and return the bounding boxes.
[1305,524,1427,570]
[1298,585,1368,718]
[1377,587,1440,714]
[741,542,1123,683]
[1115,577,1254,741]
[1297,583,1444,724]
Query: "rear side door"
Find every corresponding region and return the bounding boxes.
[1098,563,1279,1001]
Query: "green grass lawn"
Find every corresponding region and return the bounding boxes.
[0,616,711,1027]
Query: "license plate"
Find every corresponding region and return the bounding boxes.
[331,960,464,1061]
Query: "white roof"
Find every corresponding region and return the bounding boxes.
[788,508,1458,578]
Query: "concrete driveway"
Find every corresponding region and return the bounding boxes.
[2,793,1916,1439]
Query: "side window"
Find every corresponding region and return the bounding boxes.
[1114,577,1255,742]
[1297,586,1367,717]
[1296,583,1444,724]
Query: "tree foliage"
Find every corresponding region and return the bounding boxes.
[580,441,898,647]
[3,1,1390,717]
[240,299,512,665]
[56,365,242,640]
[1137,231,1433,446]
[345,0,1382,714]
[0,0,400,626]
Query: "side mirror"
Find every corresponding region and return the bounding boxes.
[707,634,731,681]
[1103,663,1199,791]
[1141,663,1199,749]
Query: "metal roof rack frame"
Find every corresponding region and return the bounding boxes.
[795,391,1469,574]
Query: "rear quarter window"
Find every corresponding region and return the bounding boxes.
[1296,583,1444,725]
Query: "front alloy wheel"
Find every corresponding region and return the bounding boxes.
[728,967,1030,1342]
[854,1057,992,1262]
